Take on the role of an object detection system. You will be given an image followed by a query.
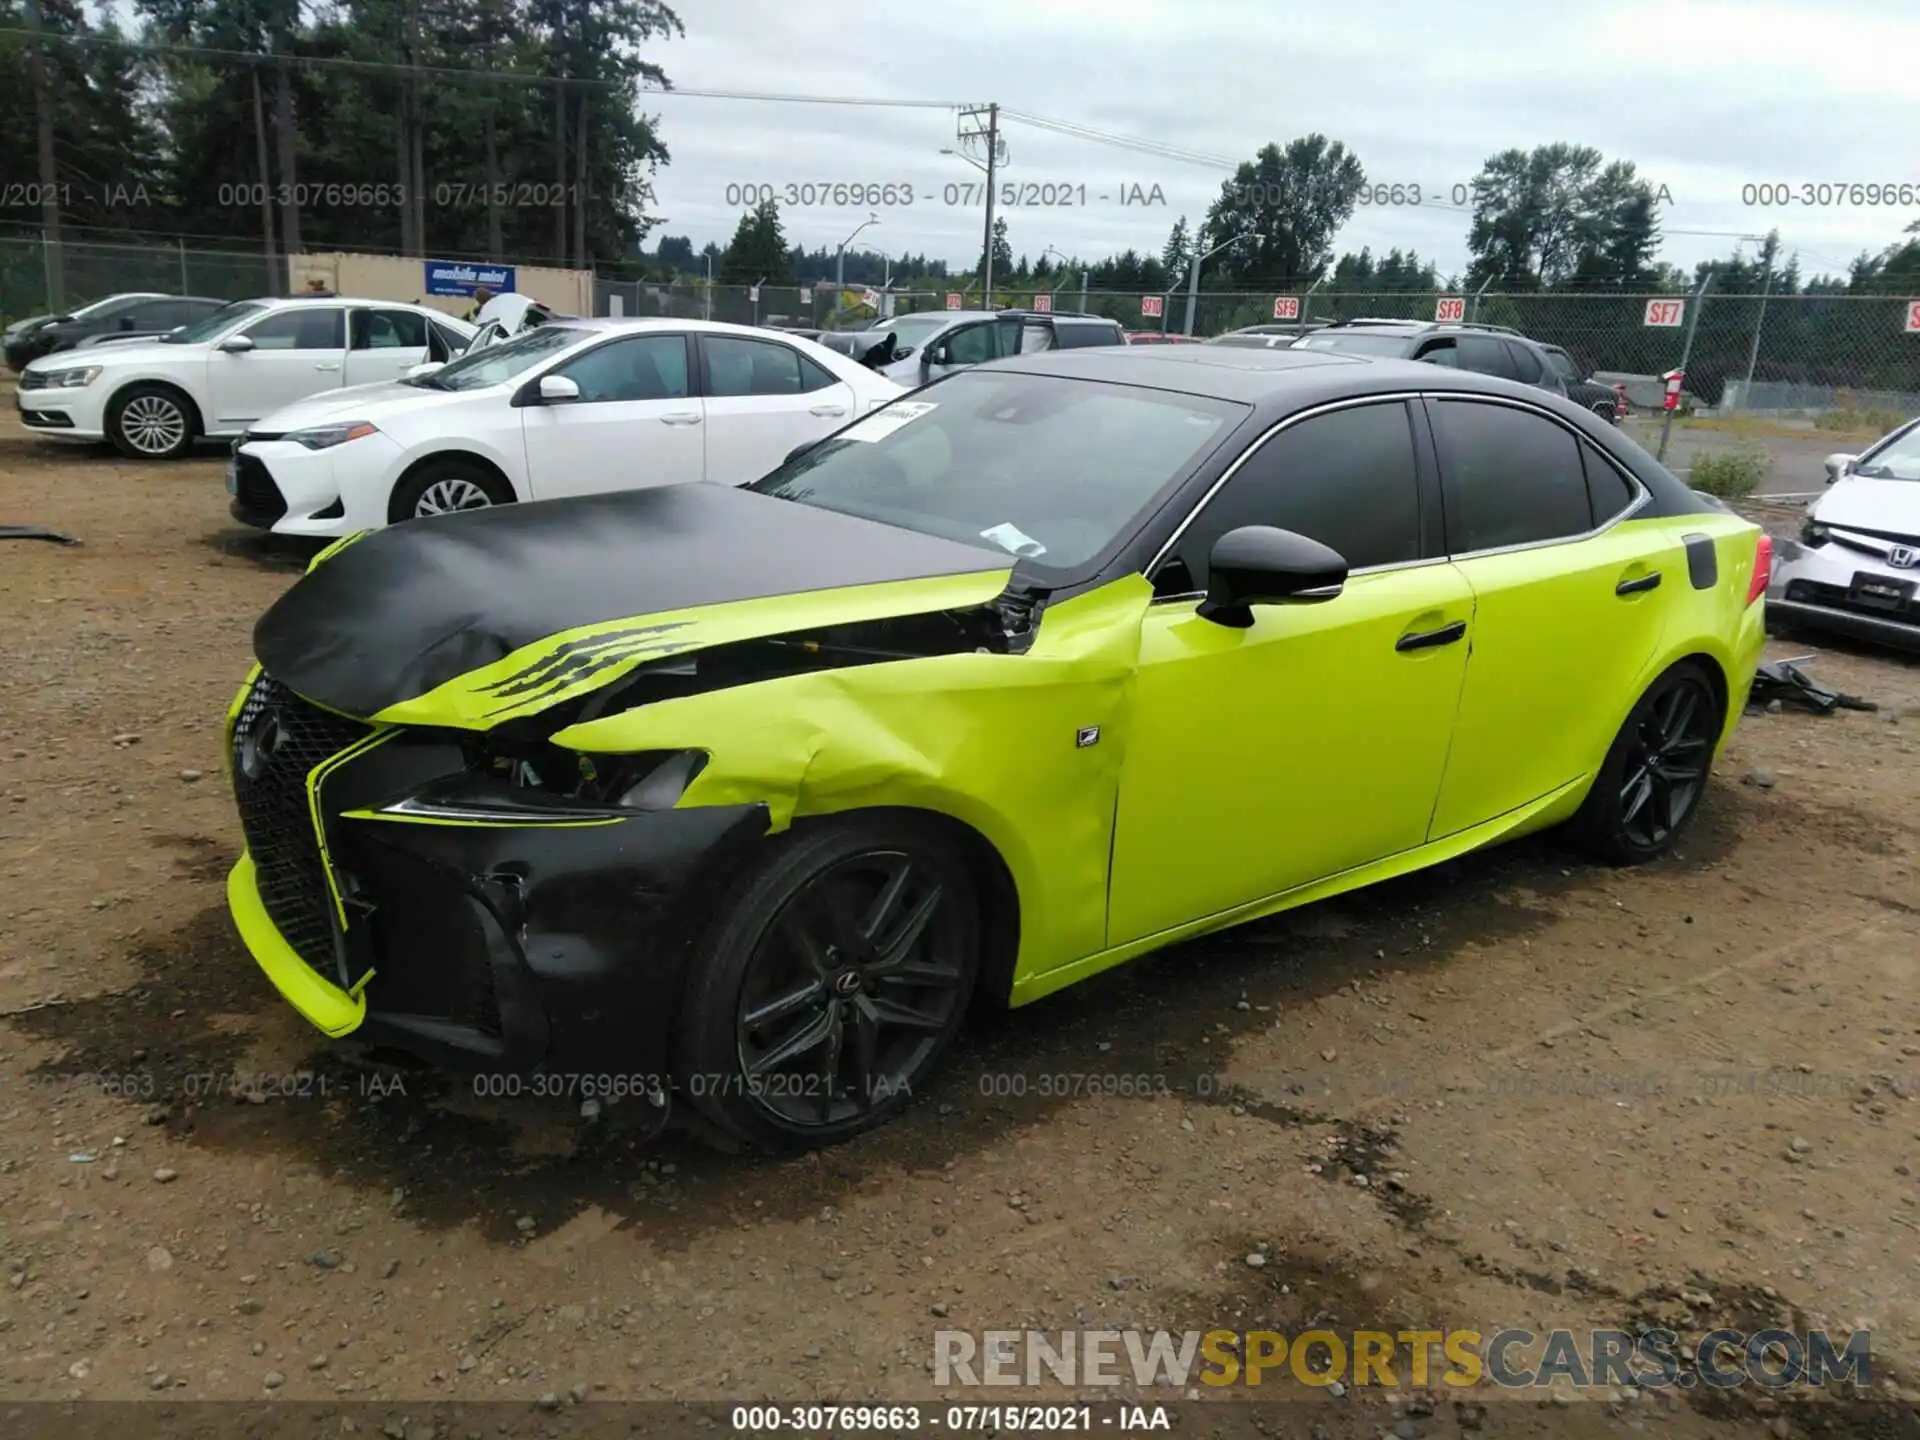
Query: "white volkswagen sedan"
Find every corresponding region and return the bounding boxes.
[15,295,476,460]
[226,318,905,536]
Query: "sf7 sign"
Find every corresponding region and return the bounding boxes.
[1434,296,1465,322]
[1645,299,1685,327]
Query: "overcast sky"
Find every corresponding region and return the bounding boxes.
[642,0,1917,284]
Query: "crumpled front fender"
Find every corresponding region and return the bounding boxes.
[552,577,1154,983]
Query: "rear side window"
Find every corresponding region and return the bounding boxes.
[1503,341,1544,384]
[1055,323,1123,349]
[1581,446,1639,525]
[1155,400,1423,594]
[1416,338,1459,367]
[1456,335,1517,379]
[1429,399,1593,553]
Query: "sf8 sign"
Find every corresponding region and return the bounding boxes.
[1434,296,1466,322]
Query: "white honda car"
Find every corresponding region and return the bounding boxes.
[226,318,905,536]
[1768,414,1920,651]
[15,295,476,460]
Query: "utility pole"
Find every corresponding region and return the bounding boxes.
[250,63,280,282]
[24,0,63,311]
[958,104,1002,300]
[1736,234,1775,411]
[1657,271,1715,464]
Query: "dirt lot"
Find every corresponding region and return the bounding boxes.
[3,405,1920,1437]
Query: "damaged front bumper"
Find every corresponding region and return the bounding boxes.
[1768,537,1920,651]
[224,672,769,1079]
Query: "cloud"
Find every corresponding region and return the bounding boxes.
[643,0,1917,280]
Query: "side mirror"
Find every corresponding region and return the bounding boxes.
[1197,526,1347,628]
[537,374,580,403]
[1823,452,1857,484]
[406,361,444,379]
[217,334,255,354]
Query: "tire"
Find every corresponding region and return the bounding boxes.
[1569,662,1723,865]
[106,383,196,460]
[674,813,981,1151]
[388,458,515,524]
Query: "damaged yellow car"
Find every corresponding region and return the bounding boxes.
[224,347,1770,1149]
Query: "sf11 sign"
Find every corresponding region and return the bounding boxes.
[1645,298,1685,327]
[1033,293,1052,313]
[1905,299,1920,333]
[1141,294,1164,318]
[1272,296,1300,320]
[1435,296,1466,322]
[945,293,962,310]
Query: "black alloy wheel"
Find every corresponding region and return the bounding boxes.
[1572,663,1722,864]
[676,816,980,1149]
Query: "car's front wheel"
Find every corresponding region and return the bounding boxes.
[388,458,515,524]
[1570,661,1723,865]
[674,814,981,1151]
[106,383,197,459]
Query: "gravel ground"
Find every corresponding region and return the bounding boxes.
[3,410,1920,1437]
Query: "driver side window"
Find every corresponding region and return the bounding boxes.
[941,323,999,366]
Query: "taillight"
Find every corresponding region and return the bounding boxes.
[1747,533,1772,605]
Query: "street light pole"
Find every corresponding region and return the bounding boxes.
[1736,234,1773,411]
[1184,234,1240,337]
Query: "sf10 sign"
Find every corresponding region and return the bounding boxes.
[1141,294,1164,318]
[1645,298,1685,327]
[1905,299,1920,333]
[1434,296,1466,322]
[1032,292,1053,313]
[945,293,962,310]
[1272,296,1300,320]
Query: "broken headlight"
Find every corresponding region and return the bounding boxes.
[376,746,707,823]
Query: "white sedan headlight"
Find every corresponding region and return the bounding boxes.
[284,420,381,450]
[37,365,102,389]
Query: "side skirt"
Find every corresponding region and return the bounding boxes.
[1009,774,1590,1008]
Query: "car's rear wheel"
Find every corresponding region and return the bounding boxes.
[388,458,514,524]
[106,384,196,460]
[674,814,980,1151]
[1570,662,1722,865]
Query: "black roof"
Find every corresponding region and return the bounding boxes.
[980,345,1625,424]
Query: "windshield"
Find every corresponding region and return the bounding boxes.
[165,301,267,344]
[748,370,1247,571]
[1544,349,1579,381]
[1294,332,1416,356]
[412,323,586,390]
[1854,421,1920,481]
[67,295,139,322]
[864,314,954,351]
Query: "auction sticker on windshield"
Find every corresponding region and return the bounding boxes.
[839,401,937,442]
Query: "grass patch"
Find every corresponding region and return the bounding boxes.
[1689,443,1772,499]
[1816,406,1907,436]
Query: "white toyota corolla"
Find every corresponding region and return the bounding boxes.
[228,317,906,535]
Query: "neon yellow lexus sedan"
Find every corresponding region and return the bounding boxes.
[224,345,1770,1149]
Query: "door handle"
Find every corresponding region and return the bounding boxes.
[1615,571,1662,596]
[660,411,702,425]
[809,404,848,417]
[1395,620,1467,652]
[314,362,340,371]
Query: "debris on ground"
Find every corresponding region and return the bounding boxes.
[1748,657,1877,715]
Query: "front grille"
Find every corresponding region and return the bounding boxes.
[233,454,287,523]
[231,672,371,979]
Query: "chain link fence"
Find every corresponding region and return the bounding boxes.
[8,235,1917,418]
[0,236,283,322]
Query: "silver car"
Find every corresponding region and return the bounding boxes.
[1767,415,1920,650]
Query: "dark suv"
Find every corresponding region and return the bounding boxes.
[4,292,227,371]
[1291,319,1568,398]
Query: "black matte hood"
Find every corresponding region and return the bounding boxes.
[253,483,1010,720]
